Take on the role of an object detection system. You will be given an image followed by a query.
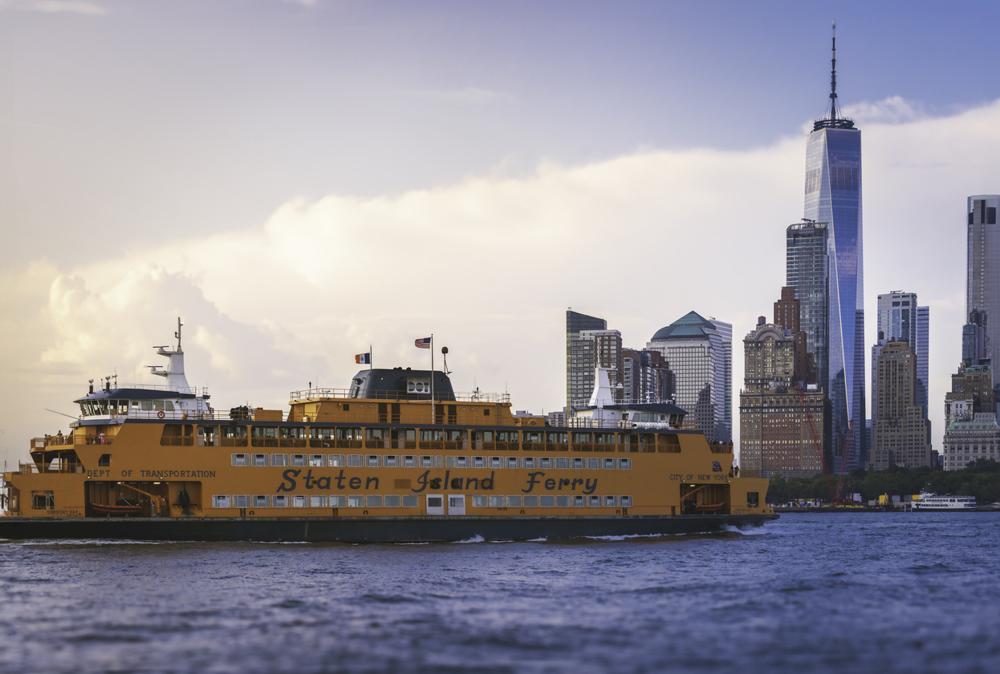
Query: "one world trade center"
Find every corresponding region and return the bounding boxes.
[802,26,865,472]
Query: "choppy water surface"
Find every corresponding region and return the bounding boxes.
[1,513,999,674]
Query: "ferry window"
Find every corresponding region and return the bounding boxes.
[490,457,501,469]
[507,496,522,507]
[327,454,343,467]
[98,454,112,467]
[605,496,616,507]
[523,457,535,469]
[365,428,385,447]
[523,496,538,507]
[546,432,567,447]
[367,495,382,507]
[420,430,445,448]
[253,454,267,467]
[421,456,433,468]
[273,495,288,508]
[342,403,350,411]
[348,495,363,507]
[165,401,175,412]
[212,495,231,508]
[540,496,555,507]
[31,491,55,509]
[367,455,380,467]
[309,455,323,467]
[603,458,615,470]
[402,495,418,507]
[311,428,334,445]
[574,496,584,507]
[540,457,552,469]
[489,496,504,507]
[588,458,600,470]
[524,431,543,448]
[254,495,269,508]
[231,453,248,467]
[272,454,288,466]
[310,496,327,508]
[483,408,490,416]
[403,455,416,467]
[235,495,249,508]
[747,492,760,508]
[141,401,154,412]
[292,496,306,508]
[447,430,465,448]
[473,495,487,507]
[573,458,583,469]
[384,455,398,467]
[153,401,164,412]
[572,432,594,450]
[330,496,346,507]
[474,430,494,450]
[199,426,217,446]
[385,495,401,507]
[556,458,569,469]
[507,457,518,469]
[621,496,632,507]
[556,496,569,507]
[348,454,362,467]
[292,454,306,467]
[473,456,485,469]
[619,459,631,470]
[456,456,469,468]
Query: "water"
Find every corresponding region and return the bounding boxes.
[1,513,998,674]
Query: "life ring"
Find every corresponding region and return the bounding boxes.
[157,410,165,419]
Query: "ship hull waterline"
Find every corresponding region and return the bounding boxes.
[0,514,777,543]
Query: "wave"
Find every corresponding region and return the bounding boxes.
[453,534,485,544]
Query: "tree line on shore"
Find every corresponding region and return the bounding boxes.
[766,459,1000,505]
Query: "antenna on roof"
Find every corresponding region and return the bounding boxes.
[174,316,184,351]
[829,22,838,121]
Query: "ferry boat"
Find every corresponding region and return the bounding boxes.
[0,320,774,542]
[911,493,977,511]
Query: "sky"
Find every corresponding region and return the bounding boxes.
[2,0,1000,467]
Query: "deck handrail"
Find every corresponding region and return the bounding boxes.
[288,388,511,404]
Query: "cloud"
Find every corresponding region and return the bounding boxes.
[415,87,514,106]
[0,0,108,14]
[3,96,999,466]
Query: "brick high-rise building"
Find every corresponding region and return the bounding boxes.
[870,341,931,470]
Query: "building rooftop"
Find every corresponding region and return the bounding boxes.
[650,311,716,342]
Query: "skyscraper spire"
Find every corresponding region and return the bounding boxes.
[813,22,854,131]
[829,22,838,121]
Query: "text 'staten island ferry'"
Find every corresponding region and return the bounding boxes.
[0,320,774,542]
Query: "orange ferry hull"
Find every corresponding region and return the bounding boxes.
[0,514,776,543]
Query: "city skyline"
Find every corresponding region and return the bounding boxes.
[3,2,1000,468]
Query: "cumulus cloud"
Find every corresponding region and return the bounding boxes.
[3,96,999,465]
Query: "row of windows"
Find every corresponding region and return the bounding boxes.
[211,494,633,509]
[189,425,674,452]
[230,453,633,470]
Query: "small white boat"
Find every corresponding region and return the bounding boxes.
[912,493,977,511]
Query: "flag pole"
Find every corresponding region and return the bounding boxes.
[369,344,373,372]
[430,333,435,426]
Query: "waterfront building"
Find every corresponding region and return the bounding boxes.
[871,341,931,470]
[802,29,866,472]
[967,195,1000,387]
[565,310,608,411]
[739,312,828,477]
[962,309,990,367]
[871,291,930,418]
[786,221,830,389]
[943,353,1000,471]
[621,348,675,405]
[647,311,732,443]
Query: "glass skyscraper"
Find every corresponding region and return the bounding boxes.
[967,195,1000,386]
[801,30,865,472]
